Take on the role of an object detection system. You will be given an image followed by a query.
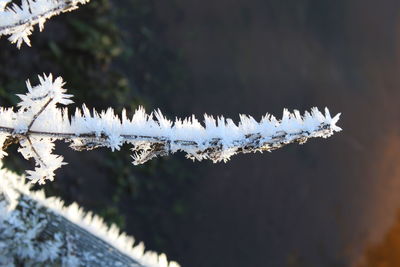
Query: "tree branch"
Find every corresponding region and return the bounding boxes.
[0,74,342,184]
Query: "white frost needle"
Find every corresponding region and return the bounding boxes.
[0,74,342,184]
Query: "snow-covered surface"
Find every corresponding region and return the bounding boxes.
[0,164,180,267]
[0,0,90,48]
[0,74,341,183]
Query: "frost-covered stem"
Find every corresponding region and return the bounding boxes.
[0,74,342,184]
[0,0,90,48]
[0,0,79,32]
[0,122,334,159]
[23,97,54,169]
[26,136,47,167]
[27,96,54,130]
[0,164,179,267]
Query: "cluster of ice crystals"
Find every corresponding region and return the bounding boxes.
[0,0,90,48]
[19,136,65,184]
[0,74,341,184]
[0,168,64,266]
[10,74,71,184]
[18,74,73,109]
[0,164,180,267]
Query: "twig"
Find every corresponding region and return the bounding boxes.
[0,74,342,183]
[26,136,47,168]
[0,0,90,48]
[27,97,53,131]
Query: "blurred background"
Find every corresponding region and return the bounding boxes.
[2,0,400,266]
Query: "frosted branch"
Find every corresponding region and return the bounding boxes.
[0,0,90,48]
[0,74,342,184]
[0,163,180,267]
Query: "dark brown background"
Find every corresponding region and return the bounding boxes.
[136,1,400,266]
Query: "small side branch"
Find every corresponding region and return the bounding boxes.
[26,136,47,167]
[22,97,55,170]
[27,97,53,130]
